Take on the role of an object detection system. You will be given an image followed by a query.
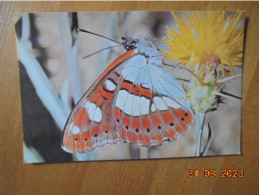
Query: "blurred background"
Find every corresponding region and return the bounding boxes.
[15,11,242,163]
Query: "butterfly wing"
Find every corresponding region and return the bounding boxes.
[113,55,193,147]
[62,50,136,153]
[147,66,193,143]
[62,50,193,153]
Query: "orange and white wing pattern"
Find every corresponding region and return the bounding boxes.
[113,54,193,147]
[62,50,136,153]
[62,38,193,153]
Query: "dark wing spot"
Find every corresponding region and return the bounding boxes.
[101,95,108,100]
[123,80,133,84]
[115,72,120,77]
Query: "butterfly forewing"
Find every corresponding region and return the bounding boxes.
[62,51,135,153]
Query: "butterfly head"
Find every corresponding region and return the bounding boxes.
[122,37,163,66]
[122,37,139,50]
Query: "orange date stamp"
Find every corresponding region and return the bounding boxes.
[188,169,244,178]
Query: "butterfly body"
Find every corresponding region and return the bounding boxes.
[62,38,193,153]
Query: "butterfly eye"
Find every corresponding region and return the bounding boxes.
[135,129,139,133]
[94,134,98,137]
[158,126,161,129]
[181,117,184,121]
[147,128,150,133]
[125,126,129,129]
[185,113,188,117]
[105,131,108,133]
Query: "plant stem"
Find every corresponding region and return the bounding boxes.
[18,14,67,129]
[59,13,82,104]
[97,13,118,78]
[202,123,213,156]
[195,111,205,156]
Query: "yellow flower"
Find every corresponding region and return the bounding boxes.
[163,12,244,77]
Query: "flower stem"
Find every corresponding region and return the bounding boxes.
[195,111,205,156]
[202,123,213,156]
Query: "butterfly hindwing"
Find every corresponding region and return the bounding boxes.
[113,55,193,147]
[149,67,193,135]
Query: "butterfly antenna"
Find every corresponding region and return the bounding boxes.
[77,28,122,45]
[82,45,124,59]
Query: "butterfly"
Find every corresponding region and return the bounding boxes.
[62,35,193,153]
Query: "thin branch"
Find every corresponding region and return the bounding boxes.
[213,91,241,104]
[195,112,205,156]
[201,123,213,156]
[61,79,72,116]
[217,74,242,83]
[19,13,97,162]
[21,13,30,41]
[18,14,67,129]
[220,91,241,100]
[59,13,82,104]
